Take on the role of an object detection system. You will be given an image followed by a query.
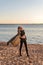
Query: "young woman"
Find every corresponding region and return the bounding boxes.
[18,26,29,57]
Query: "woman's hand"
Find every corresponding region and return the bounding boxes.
[21,35,26,39]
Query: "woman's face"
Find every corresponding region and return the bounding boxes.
[18,27,23,34]
[18,28,21,34]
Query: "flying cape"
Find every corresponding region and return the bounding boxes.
[7,34,20,47]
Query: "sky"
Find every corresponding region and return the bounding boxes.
[0,0,43,24]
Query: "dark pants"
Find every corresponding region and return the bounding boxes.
[19,39,29,56]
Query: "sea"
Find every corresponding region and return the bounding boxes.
[0,24,43,44]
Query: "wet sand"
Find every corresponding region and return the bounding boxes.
[0,42,43,65]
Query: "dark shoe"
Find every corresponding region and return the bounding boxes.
[7,42,9,45]
[20,55,22,56]
[29,60,32,63]
[19,54,22,57]
[18,55,22,57]
[27,55,29,57]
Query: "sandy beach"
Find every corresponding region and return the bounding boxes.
[0,42,43,65]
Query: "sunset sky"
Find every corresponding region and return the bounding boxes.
[0,0,43,24]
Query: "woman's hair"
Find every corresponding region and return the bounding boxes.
[18,26,23,34]
[18,26,23,30]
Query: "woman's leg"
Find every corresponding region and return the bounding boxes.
[19,40,23,56]
[24,40,29,56]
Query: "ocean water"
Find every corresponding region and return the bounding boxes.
[0,24,43,44]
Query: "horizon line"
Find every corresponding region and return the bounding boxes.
[0,23,43,25]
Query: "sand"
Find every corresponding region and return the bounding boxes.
[0,42,43,65]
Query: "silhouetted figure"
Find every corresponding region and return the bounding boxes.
[18,26,29,57]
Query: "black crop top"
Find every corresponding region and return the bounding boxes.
[20,30,25,36]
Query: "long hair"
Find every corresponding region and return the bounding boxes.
[18,26,23,34]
